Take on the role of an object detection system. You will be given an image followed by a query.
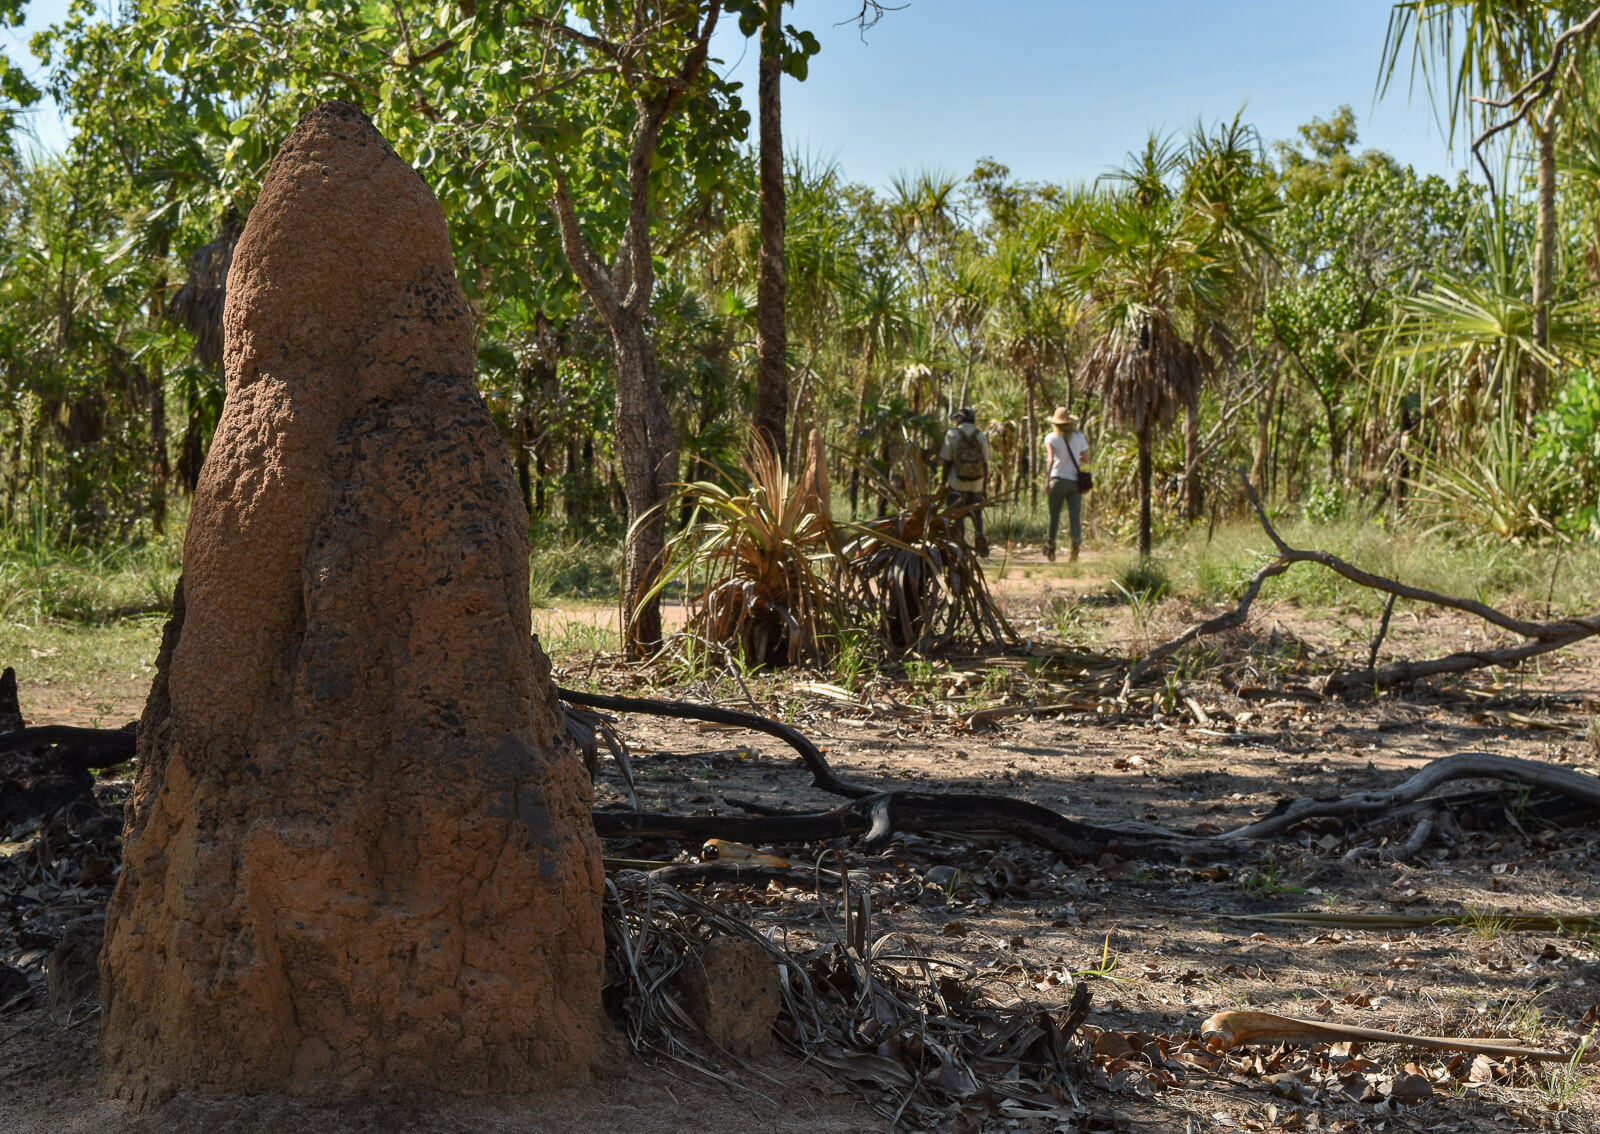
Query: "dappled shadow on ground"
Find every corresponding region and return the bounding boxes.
[582,648,1600,1131]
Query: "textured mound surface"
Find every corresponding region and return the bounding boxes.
[101,101,604,1104]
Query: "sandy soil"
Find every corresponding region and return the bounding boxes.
[4,546,1600,1131]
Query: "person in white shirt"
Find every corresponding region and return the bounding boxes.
[938,406,991,556]
[1042,405,1090,562]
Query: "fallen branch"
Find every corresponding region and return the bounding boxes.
[596,790,1192,861]
[1125,557,1292,688]
[1223,751,1600,840]
[1127,470,1600,691]
[0,727,137,770]
[559,687,875,799]
[1192,909,1600,934]
[1203,1008,1578,1063]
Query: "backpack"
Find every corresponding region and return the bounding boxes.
[952,428,986,481]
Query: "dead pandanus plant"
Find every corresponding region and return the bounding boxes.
[649,433,847,667]
[845,447,1014,654]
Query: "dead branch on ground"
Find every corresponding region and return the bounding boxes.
[1126,470,1600,692]
[13,669,1600,863]
[1221,751,1600,840]
[1204,1009,1578,1063]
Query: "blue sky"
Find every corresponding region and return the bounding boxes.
[8,0,1471,190]
[708,0,1467,190]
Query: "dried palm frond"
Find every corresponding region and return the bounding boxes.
[844,446,1014,654]
[602,868,1093,1129]
[164,210,241,370]
[1080,309,1210,435]
[649,435,847,667]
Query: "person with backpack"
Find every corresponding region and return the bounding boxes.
[939,406,991,556]
[1043,406,1091,562]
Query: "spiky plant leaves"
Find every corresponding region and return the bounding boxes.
[845,445,1014,654]
[648,435,848,668]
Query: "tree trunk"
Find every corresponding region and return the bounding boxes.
[1024,380,1037,511]
[1531,114,1556,417]
[848,350,873,518]
[1137,421,1153,558]
[149,232,171,534]
[611,317,675,656]
[1251,361,1278,498]
[150,374,168,534]
[1183,396,1202,524]
[515,410,532,517]
[752,0,788,464]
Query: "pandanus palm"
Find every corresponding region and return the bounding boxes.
[1379,0,1591,411]
[1071,138,1232,556]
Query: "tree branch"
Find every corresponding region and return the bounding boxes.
[546,155,620,325]
[1469,4,1600,198]
[1126,470,1600,689]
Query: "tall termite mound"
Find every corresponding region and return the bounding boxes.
[100,100,605,1103]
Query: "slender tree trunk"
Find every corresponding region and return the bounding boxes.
[148,230,171,535]
[1183,396,1201,524]
[541,6,719,658]
[150,375,168,533]
[1137,422,1153,558]
[752,0,788,463]
[1251,361,1278,497]
[848,348,874,518]
[515,411,532,517]
[1531,113,1557,417]
[1024,380,1037,511]
[611,318,675,655]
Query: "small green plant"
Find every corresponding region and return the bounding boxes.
[1112,572,1164,654]
[1159,673,1182,715]
[902,657,936,701]
[1459,905,1510,942]
[979,665,1008,703]
[833,627,872,689]
[1539,1030,1596,1110]
[1302,480,1347,525]
[1116,557,1170,602]
[1240,852,1306,898]
[1072,933,1123,981]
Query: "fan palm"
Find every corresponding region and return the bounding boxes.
[1071,137,1233,555]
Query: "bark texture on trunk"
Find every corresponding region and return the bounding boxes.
[752,0,788,464]
[541,4,719,658]
[611,318,674,653]
[1531,115,1557,416]
[1137,422,1153,558]
[1250,364,1278,499]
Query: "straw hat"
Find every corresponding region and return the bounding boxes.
[1048,406,1076,426]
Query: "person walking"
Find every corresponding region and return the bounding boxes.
[939,406,991,556]
[1043,406,1090,562]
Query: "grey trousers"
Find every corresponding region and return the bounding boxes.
[1047,477,1082,551]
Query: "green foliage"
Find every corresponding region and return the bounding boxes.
[1410,403,1568,542]
[5,2,1600,584]
[528,539,620,607]
[1115,557,1170,602]
[0,503,181,625]
[1532,369,1600,537]
[650,436,846,667]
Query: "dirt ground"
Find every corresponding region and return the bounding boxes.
[4,547,1600,1131]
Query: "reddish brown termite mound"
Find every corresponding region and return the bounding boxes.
[100,101,605,1105]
